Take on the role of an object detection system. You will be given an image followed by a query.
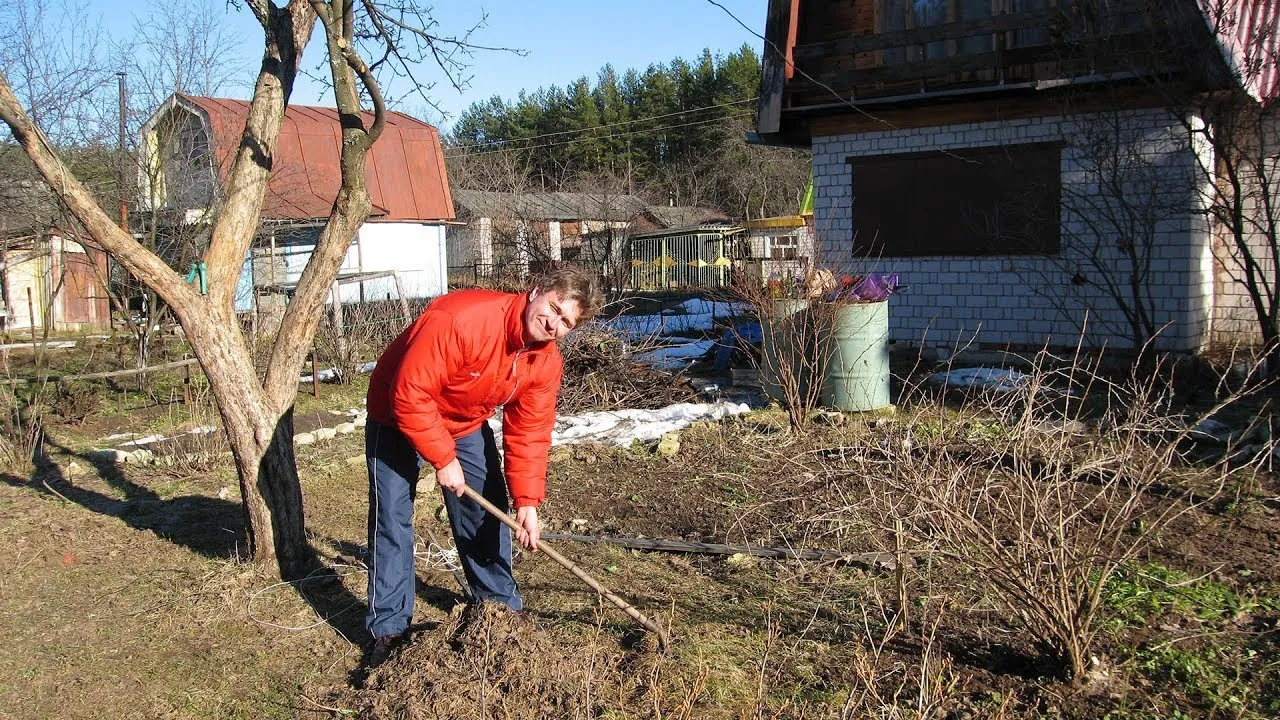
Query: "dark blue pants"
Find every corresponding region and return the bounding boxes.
[365,418,520,639]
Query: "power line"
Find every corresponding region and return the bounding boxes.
[448,97,758,153]
[448,110,752,158]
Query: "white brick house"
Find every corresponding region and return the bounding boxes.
[754,0,1278,353]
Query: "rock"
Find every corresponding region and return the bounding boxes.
[90,448,128,463]
[123,449,155,465]
[813,409,846,426]
[726,552,756,570]
[314,427,337,441]
[1189,418,1234,444]
[435,505,448,523]
[569,518,589,532]
[655,433,681,457]
[65,461,85,477]
[344,455,365,467]
[548,446,572,464]
[334,422,356,435]
[295,432,317,446]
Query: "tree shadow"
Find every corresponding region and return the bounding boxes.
[1,434,246,559]
[3,432,374,664]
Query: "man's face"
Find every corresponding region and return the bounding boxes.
[522,289,582,345]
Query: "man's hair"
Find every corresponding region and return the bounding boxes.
[534,266,605,322]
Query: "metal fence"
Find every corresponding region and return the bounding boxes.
[628,232,735,290]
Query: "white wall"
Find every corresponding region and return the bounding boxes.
[811,107,1216,352]
[343,221,448,302]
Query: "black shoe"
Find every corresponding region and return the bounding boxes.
[367,634,397,668]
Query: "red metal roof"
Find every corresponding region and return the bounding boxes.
[180,95,455,222]
[1200,0,1279,105]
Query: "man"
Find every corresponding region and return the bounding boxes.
[362,267,603,667]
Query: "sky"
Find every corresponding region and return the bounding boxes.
[89,0,769,131]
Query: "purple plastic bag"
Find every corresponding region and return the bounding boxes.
[849,273,900,302]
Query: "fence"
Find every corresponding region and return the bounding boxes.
[628,232,736,290]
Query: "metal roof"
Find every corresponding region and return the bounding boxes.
[451,189,649,222]
[179,95,455,222]
[1200,0,1279,105]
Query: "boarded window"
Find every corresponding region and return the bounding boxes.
[849,143,1061,257]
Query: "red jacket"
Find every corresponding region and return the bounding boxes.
[367,289,562,507]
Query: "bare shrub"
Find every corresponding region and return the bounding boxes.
[315,299,418,383]
[822,346,1256,683]
[732,273,838,432]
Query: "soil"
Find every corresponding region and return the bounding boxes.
[340,602,657,719]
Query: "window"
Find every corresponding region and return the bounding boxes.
[849,143,1061,257]
[769,235,799,260]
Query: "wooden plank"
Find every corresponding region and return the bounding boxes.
[540,532,899,570]
[804,85,1168,136]
[794,7,1063,60]
[793,1,1147,60]
[756,0,793,135]
[1,357,201,385]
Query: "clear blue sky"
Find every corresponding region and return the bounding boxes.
[92,0,768,130]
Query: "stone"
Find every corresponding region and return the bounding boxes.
[548,446,572,464]
[90,448,128,463]
[344,455,365,467]
[124,449,155,465]
[435,505,448,523]
[655,433,681,457]
[65,461,85,477]
[813,409,846,426]
[334,423,356,435]
[726,552,756,570]
[295,432,317,446]
[569,518,589,532]
[314,427,337,441]
[1188,418,1234,444]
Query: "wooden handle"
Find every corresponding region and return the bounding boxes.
[458,485,670,652]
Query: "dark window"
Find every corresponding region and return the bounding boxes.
[850,142,1061,257]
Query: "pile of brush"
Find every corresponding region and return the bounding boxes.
[556,325,698,414]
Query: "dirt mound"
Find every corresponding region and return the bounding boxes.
[346,603,653,719]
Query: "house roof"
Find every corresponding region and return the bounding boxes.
[175,95,454,222]
[1200,0,1279,104]
[452,189,648,222]
[642,205,730,228]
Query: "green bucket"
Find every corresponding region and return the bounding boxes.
[820,301,890,412]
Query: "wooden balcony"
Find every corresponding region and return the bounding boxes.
[780,0,1194,109]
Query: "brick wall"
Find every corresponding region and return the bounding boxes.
[811,107,1217,352]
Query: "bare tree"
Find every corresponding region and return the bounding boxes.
[0,0,490,578]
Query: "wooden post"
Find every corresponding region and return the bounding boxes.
[392,272,412,325]
[330,280,347,362]
[311,349,320,399]
[25,287,37,349]
[183,362,192,405]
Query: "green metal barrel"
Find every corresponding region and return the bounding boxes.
[760,299,811,404]
[820,301,890,411]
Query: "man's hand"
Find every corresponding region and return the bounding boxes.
[435,459,466,497]
[515,505,540,552]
